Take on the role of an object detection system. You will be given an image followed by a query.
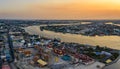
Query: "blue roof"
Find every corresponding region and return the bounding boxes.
[95,52,101,55]
[61,55,71,61]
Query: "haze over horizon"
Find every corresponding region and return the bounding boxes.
[0,0,120,20]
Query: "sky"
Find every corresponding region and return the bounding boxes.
[0,0,120,20]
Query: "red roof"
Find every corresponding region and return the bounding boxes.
[2,65,11,69]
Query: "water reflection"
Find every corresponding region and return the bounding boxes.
[24,24,120,50]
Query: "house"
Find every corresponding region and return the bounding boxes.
[23,50,31,57]
[53,48,65,55]
[74,53,94,65]
[37,59,47,67]
[105,59,112,64]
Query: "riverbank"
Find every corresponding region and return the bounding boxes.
[24,26,120,50]
[41,23,120,36]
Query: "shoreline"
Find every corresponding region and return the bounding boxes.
[24,25,120,50]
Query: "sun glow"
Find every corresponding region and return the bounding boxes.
[0,0,120,19]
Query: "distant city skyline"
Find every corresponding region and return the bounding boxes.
[0,0,120,19]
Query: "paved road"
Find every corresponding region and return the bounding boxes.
[10,63,18,69]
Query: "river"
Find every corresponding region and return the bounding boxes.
[24,24,120,50]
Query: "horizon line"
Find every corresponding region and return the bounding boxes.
[0,18,120,21]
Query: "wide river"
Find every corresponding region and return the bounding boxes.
[24,24,120,50]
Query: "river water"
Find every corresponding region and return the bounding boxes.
[24,24,120,50]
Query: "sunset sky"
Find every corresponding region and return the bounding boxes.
[0,0,120,20]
